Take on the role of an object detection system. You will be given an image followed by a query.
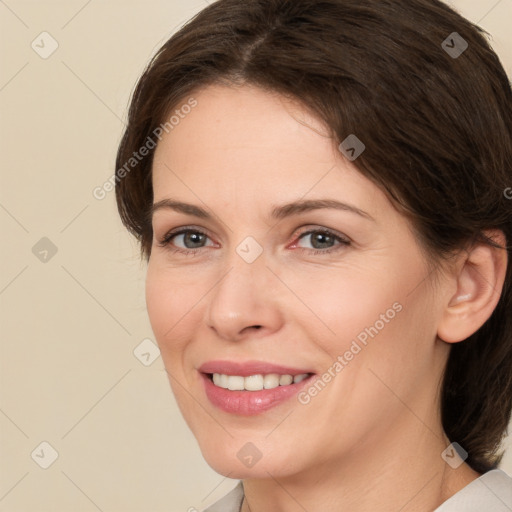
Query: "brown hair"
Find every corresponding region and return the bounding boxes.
[115,0,512,473]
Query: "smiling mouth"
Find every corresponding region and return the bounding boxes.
[201,368,316,415]
[206,372,314,391]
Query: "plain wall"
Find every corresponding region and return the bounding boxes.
[0,0,511,510]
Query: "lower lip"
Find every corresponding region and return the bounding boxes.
[201,373,314,416]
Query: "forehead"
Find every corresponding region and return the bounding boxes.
[154,84,333,162]
[151,84,384,216]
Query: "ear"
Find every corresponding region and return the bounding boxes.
[437,230,508,344]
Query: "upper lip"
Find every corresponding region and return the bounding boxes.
[198,360,314,377]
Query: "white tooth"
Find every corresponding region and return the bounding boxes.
[279,374,293,386]
[244,374,264,391]
[263,373,280,389]
[227,375,245,391]
[219,374,229,388]
[212,373,309,390]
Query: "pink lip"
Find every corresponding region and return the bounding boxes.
[198,360,315,416]
[198,360,313,377]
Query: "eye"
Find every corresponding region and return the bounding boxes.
[157,227,215,254]
[292,228,350,254]
[157,226,351,256]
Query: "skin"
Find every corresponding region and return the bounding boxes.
[146,84,506,511]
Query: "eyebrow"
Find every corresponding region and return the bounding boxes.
[151,198,374,221]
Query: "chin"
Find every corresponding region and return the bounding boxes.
[197,437,304,480]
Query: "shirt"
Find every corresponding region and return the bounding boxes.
[202,469,512,511]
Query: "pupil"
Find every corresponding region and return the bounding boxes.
[312,232,333,249]
[185,232,205,248]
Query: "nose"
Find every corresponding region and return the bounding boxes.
[205,250,284,342]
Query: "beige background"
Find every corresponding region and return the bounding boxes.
[0,1,511,511]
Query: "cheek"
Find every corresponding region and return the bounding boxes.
[286,264,404,347]
[313,268,438,412]
[292,253,432,372]
[145,264,206,419]
[145,262,205,359]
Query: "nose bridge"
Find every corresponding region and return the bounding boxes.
[210,242,266,315]
[219,233,269,295]
[205,239,281,339]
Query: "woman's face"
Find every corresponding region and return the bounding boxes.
[146,84,451,478]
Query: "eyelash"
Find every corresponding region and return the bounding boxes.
[157,226,351,257]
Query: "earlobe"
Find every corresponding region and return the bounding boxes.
[437,230,508,344]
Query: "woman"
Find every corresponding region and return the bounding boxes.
[115,0,512,510]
